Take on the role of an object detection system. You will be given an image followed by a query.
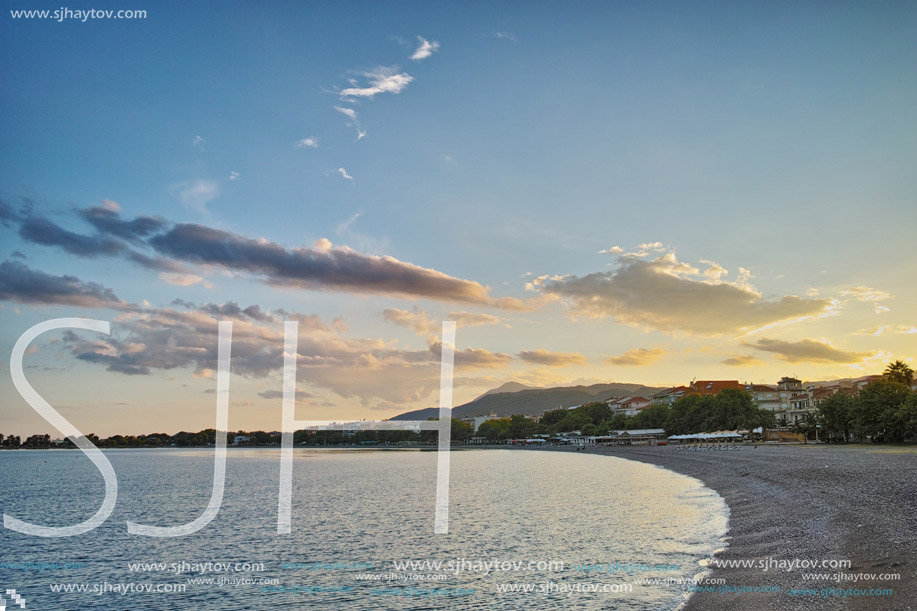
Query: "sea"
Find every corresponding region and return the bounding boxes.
[0,448,728,610]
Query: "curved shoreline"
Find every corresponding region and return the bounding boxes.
[543,444,916,610]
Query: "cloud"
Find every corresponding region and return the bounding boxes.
[448,311,506,328]
[492,31,518,41]
[384,308,506,335]
[159,272,212,288]
[170,179,219,214]
[257,387,313,400]
[856,325,889,336]
[192,135,205,150]
[18,215,128,257]
[7,201,519,308]
[336,211,361,234]
[517,349,586,367]
[0,261,126,309]
[296,137,319,149]
[605,347,666,367]
[229,171,241,181]
[100,199,121,212]
[840,286,891,303]
[536,251,832,335]
[722,354,762,367]
[744,338,874,364]
[339,67,413,98]
[410,36,440,61]
[427,338,513,370]
[333,106,357,120]
[77,205,166,243]
[598,246,623,254]
[338,168,353,181]
[332,107,366,139]
[899,325,917,334]
[148,224,499,304]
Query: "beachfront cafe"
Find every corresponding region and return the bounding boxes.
[593,429,667,446]
[666,431,745,444]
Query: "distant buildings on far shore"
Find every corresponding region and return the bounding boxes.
[649,374,885,425]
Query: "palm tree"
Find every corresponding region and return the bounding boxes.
[883,360,914,388]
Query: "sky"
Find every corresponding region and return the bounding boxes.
[1,1,915,436]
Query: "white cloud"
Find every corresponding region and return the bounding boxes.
[492,31,518,42]
[333,106,365,140]
[336,211,362,234]
[598,246,623,254]
[339,67,413,98]
[538,251,832,335]
[170,179,220,215]
[605,347,667,367]
[159,272,212,289]
[192,135,205,150]
[333,106,358,120]
[296,137,319,148]
[410,36,440,61]
[229,171,240,181]
[338,168,353,181]
[313,238,333,253]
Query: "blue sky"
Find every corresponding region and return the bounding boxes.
[2,1,915,435]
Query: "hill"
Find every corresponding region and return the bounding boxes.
[389,381,666,421]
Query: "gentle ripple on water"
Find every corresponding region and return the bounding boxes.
[0,448,728,610]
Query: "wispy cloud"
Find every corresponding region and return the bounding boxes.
[383,307,505,336]
[336,211,361,234]
[295,137,319,148]
[722,354,762,367]
[598,246,623,254]
[192,135,205,151]
[605,348,666,367]
[332,106,366,139]
[744,338,874,364]
[159,272,212,289]
[518,349,586,367]
[492,31,518,42]
[170,179,220,215]
[339,67,413,98]
[338,167,353,181]
[229,171,240,181]
[410,36,440,61]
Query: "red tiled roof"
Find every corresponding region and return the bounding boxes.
[692,380,744,395]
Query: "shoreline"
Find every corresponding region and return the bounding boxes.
[544,444,916,610]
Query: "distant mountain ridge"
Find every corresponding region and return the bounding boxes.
[389,381,667,421]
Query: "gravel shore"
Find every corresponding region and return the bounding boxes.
[557,444,916,610]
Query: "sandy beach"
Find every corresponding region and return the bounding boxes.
[548,444,916,610]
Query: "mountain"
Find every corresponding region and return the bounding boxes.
[389,381,667,421]
[472,381,534,401]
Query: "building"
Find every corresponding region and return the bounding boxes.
[651,386,693,405]
[745,383,780,414]
[691,380,744,395]
[605,395,651,416]
[459,414,499,433]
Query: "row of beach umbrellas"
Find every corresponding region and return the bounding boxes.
[667,431,744,440]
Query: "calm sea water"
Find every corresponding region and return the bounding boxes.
[0,449,727,610]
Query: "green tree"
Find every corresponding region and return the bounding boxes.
[817,393,854,442]
[852,379,910,442]
[883,360,914,388]
[631,404,670,429]
[793,412,819,443]
[451,418,474,442]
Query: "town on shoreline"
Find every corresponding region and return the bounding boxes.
[3,360,915,450]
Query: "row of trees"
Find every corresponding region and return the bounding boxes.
[790,361,916,443]
[473,389,776,441]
